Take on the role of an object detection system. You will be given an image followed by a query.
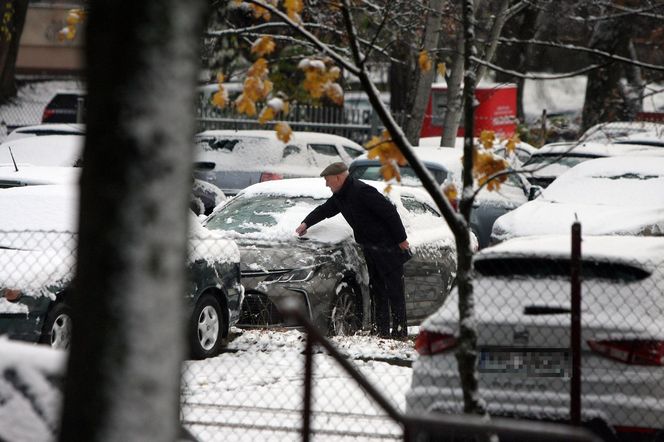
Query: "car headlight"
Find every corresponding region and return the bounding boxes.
[264,268,314,283]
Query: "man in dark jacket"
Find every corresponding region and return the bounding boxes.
[295,162,410,338]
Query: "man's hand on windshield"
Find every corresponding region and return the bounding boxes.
[398,240,409,250]
[295,223,308,236]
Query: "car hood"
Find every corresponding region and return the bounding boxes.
[235,238,351,273]
[492,199,664,242]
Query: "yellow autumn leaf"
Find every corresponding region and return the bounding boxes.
[437,62,446,78]
[249,3,271,20]
[418,50,432,72]
[57,26,76,42]
[442,182,458,209]
[275,122,293,143]
[251,36,276,57]
[248,58,269,78]
[473,149,509,190]
[212,90,227,108]
[505,133,520,154]
[235,94,257,117]
[66,9,85,25]
[380,163,400,182]
[261,79,273,99]
[258,106,275,124]
[282,101,290,115]
[243,76,263,101]
[216,72,225,84]
[479,130,496,149]
[285,0,304,21]
[384,184,393,194]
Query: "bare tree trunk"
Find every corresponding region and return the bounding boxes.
[0,0,28,103]
[403,0,444,145]
[59,0,206,440]
[441,0,511,147]
[441,34,464,147]
[457,0,487,420]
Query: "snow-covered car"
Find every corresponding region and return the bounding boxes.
[349,145,531,248]
[0,185,244,359]
[577,120,664,145]
[5,123,86,141]
[418,136,537,168]
[0,165,80,188]
[202,178,457,334]
[492,156,664,243]
[0,134,84,167]
[406,235,664,440]
[521,140,664,188]
[192,130,365,195]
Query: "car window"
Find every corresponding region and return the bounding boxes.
[401,196,440,217]
[475,257,650,282]
[350,164,447,186]
[343,146,363,158]
[309,144,341,158]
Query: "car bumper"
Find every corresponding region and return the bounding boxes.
[406,353,664,431]
[0,312,45,343]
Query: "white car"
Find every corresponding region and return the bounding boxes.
[522,140,664,188]
[577,121,664,145]
[406,235,664,439]
[5,123,85,141]
[0,165,80,188]
[0,134,84,167]
[193,130,365,195]
[492,156,664,243]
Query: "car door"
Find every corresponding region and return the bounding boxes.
[399,196,456,323]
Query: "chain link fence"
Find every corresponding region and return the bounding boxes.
[2,227,661,441]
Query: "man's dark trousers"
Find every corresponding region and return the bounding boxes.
[363,247,407,337]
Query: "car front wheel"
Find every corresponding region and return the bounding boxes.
[329,284,362,336]
[190,294,226,359]
[40,301,73,350]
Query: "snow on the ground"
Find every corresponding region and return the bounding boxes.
[181,328,416,441]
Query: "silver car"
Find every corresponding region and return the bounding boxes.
[406,235,664,439]
[193,130,365,195]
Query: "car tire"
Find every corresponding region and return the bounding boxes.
[190,294,226,360]
[329,284,362,336]
[40,301,73,350]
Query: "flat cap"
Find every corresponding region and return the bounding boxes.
[319,161,348,177]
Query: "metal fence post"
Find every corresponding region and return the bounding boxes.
[76,97,85,123]
[570,221,582,426]
[302,334,314,442]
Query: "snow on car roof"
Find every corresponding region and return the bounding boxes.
[0,135,84,167]
[543,156,664,206]
[195,129,364,149]
[0,184,240,263]
[530,141,664,158]
[479,235,664,268]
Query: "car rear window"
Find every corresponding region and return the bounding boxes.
[47,93,84,109]
[474,257,650,282]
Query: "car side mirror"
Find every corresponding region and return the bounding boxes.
[528,185,543,201]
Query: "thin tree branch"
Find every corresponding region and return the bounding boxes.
[470,56,610,80]
[499,37,664,72]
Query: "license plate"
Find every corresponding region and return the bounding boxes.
[479,348,570,378]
